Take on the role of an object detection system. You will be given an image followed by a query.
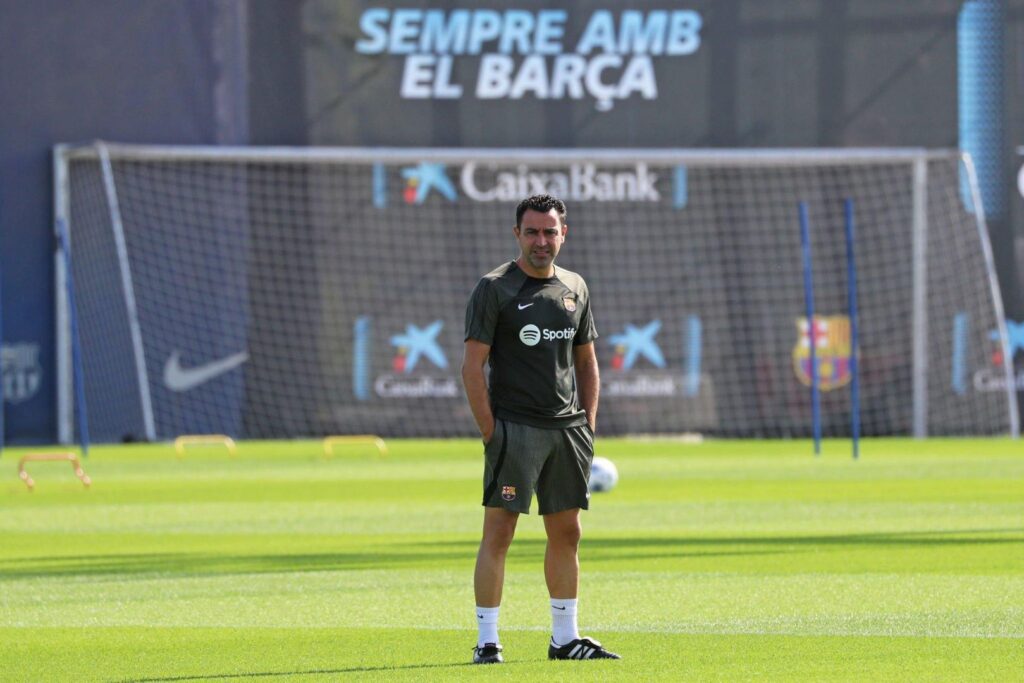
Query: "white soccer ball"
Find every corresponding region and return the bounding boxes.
[588,456,619,493]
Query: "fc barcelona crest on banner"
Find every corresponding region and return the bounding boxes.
[792,316,852,391]
[1,343,42,404]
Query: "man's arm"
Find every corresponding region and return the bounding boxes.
[573,342,599,431]
[462,339,495,442]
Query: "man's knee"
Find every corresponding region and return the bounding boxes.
[483,525,516,552]
[481,509,518,552]
[553,524,581,549]
[546,514,582,549]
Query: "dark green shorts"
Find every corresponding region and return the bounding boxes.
[481,419,594,515]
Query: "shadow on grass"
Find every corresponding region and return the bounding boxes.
[2,528,1020,580]
[422,527,1024,549]
[120,661,484,682]
[0,548,471,580]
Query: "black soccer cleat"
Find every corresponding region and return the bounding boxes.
[548,637,621,660]
[473,642,504,664]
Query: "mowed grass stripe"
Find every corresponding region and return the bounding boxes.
[1,527,1021,577]
[3,567,1021,638]
[1,628,1020,682]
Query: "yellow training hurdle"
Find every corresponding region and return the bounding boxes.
[173,434,237,458]
[18,452,92,491]
[322,435,388,458]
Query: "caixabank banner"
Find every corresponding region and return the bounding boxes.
[206,154,1004,439]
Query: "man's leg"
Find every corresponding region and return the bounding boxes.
[544,508,582,647]
[542,507,621,660]
[543,507,581,599]
[474,506,518,661]
[475,506,519,606]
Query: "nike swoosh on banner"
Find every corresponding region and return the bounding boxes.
[163,349,249,392]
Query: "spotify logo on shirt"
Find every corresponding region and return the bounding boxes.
[519,325,576,346]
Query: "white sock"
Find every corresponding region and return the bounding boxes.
[476,606,500,647]
[550,598,579,646]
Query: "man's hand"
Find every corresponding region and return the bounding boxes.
[463,339,495,444]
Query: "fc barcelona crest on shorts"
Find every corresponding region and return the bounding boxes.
[563,297,577,312]
[501,485,516,501]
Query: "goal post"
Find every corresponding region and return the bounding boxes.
[54,143,1019,442]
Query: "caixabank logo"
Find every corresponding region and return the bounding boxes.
[603,320,678,396]
[459,163,660,202]
[973,319,1024,393]
[401,163,458,204]
[379,320,459,397]
[372,161,674,205]
[352,317,459,399]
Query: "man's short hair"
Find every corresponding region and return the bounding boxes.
[515,194,567,229]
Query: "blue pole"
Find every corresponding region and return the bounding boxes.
[57,219,90,456]
[684,315,702,397]
[844,199,861,460]
[958,0,1006,222]
[799,202,821,455]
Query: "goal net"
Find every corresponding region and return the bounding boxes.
[55,144,1019,441]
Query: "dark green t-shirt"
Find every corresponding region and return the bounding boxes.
[465,261,598,429]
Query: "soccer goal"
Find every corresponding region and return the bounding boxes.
[54,143,1019,442]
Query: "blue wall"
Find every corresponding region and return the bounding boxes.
[0,0,220,443]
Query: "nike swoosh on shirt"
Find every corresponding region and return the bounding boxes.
[163,349,249,392]
[518,303,534,310]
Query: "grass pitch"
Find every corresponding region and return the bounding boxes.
[1,438,1021,681]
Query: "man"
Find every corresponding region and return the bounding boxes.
[462,194,620,664]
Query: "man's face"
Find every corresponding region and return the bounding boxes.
[515,208,566,274]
